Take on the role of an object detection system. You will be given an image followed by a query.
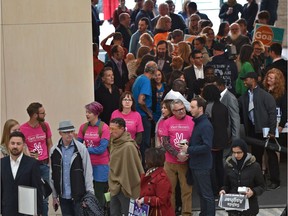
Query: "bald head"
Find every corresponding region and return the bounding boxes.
[119,13,130,27]
[158,3,169,16]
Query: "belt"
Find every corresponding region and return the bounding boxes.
[38,158,49,165]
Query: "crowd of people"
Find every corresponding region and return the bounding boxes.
[0,0,287,216]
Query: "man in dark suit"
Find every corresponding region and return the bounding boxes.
[183,50,205,100]
[115,13,132,50]
[264,43,287,88]
[105,44,129,93]
[1,131,43,216]
[91,0,104,45]
[154,40,172,79]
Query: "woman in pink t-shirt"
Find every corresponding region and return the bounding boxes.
[77,101,110,208]
[111,91,144,145]
[155,100,173,148]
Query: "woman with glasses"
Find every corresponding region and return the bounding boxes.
[201,26,217,57]
[185,14,201,36]
[220,139,265,216]
[77,101,110,209]
[251,40,266,81]
[111,91,144,145]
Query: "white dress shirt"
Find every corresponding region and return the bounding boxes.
[193,65,204,79]
[10,152,24,179]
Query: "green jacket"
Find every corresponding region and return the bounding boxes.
[236,62,255,95]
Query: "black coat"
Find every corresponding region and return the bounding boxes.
[115,24,132,50]
[105,59,129,91]
[1,155,43,215]
[183,65,198,100]
[241,2,258,32]
[95,84,120,125]
[222,154,265,215]
[208,101,229,149]
[154,55,172,78]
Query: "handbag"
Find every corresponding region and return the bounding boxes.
[41,178,52,199]
[264,137,282,152]
[149,198,162,216]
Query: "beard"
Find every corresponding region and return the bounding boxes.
[157,52,165,59]
[10,148,22,156]
[229,32,241,41]
[37,116,45,122]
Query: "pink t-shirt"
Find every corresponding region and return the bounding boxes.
[162,115,194,164]
[111,110,144,140]
[20,122,52,161]
[156,118,167,147]
[78,123,110,165]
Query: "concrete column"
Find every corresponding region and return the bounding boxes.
[1,1,94,141]
[276,0,287,46]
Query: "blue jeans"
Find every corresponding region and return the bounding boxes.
[192,169,215,216]
[59,197,81,216]
[140,116,152,167]
[39,164,50,216]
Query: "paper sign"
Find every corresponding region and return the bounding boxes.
[18,185,37,215]
[253,24,285,46]
[128,199,150,216]
[218,194,249,211]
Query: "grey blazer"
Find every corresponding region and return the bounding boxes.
[221,89,241,140]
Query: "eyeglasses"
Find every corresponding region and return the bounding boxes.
[232,151,243,155]
[173,107,185,113]
[123,98,132,102]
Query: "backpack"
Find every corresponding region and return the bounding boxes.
[81,121,104,138]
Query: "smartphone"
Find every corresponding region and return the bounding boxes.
[54,203,59,212]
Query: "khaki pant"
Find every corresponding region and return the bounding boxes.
[164,162,192,216]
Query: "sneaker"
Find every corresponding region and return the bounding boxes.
[267,183,280,190]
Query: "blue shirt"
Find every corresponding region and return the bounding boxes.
[61,140,75,199]
[77,119,109,182]
[132,74,152,117]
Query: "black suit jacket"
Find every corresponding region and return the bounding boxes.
[154,55,172,78]
[183,65,197,100]
[1,155,43,216]
[105,59,129,91]
[115,24,132,50]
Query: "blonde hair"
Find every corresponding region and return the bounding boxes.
[177,41,191,64]
[263,68,286,99]
[1,119,19,149]
[140,33,154,47]
[252,40,265,53]
[155,15,171,31]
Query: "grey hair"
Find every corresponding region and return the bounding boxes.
[170,99,184,110]
[144,61,158,74]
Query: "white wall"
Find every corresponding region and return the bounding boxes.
[1,1,94,143]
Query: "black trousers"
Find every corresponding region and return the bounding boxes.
[247,123,280,185]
